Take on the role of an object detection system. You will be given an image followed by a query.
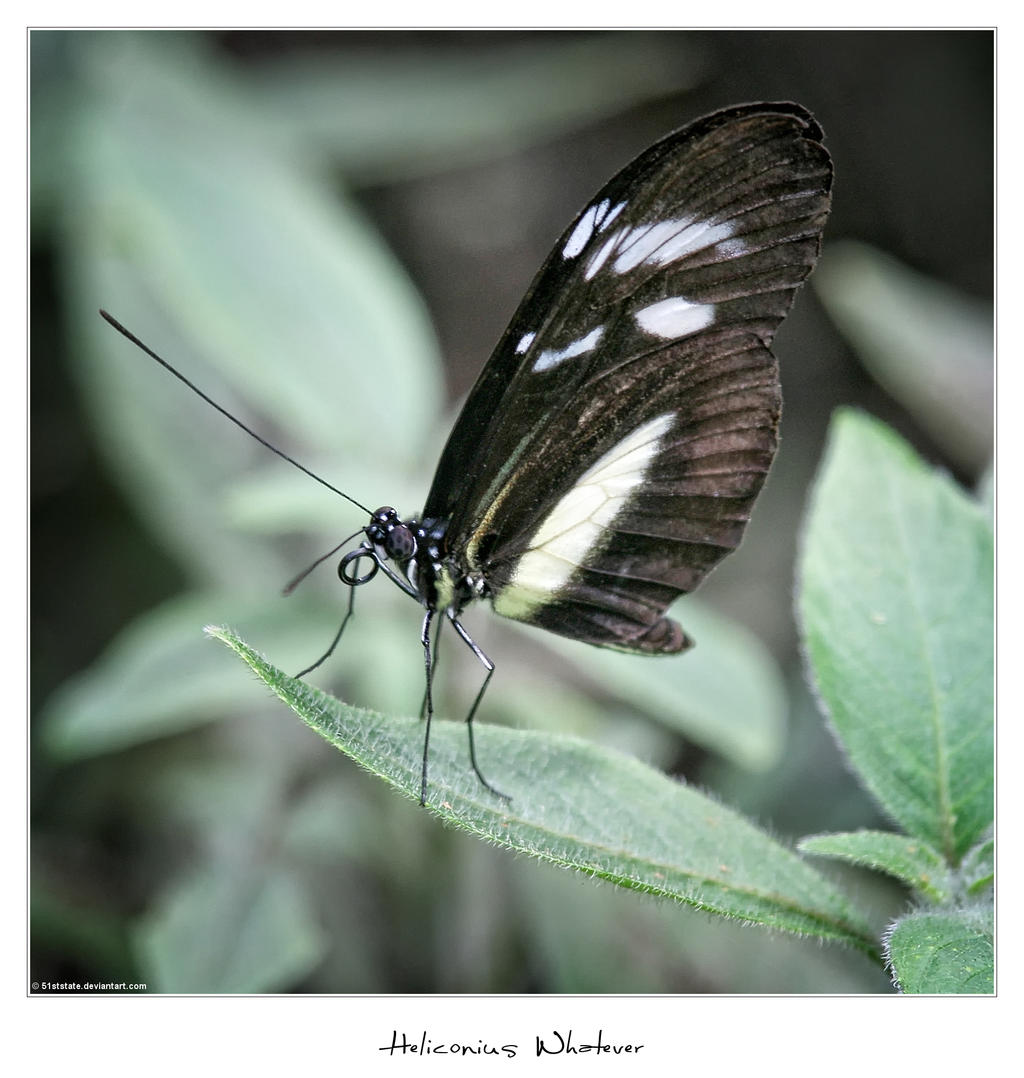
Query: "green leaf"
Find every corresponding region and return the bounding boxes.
[798,410,993,862]
[885,909,993,994]
[135,861,327,993]
[208,626,878,953]
[961,836,994,895]
[814,241,992,475]
[799,831,951,903]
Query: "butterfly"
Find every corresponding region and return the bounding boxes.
[102,101,832,807]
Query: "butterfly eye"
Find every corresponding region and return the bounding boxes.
[385,523,417,562]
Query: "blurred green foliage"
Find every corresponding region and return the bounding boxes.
[31,30,991,994]
[814,241,993,475]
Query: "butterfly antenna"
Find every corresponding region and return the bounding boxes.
[99,310,373,516]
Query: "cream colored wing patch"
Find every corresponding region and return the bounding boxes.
[494,413,675,620]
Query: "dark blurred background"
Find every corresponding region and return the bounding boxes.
[30,30,993,993]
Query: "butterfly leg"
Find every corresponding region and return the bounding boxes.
[294,582,357,679]
[447,614,512,803]
[419,609,436,805]
[418,612,444,721]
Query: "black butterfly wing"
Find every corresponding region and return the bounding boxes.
[422,102,832,653]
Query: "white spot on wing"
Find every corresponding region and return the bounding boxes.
[584,216,744,282]
[598,200,626,231]
[635,297,715,339]
[615,218,738,273]
[563,199,607,259]
[533,326,605,372]
[563,199,628,261]
[515,331,537,355]
[584,234,619,280]
[612,222,663,273]
[658,219,737,265]
[494,413,675,620]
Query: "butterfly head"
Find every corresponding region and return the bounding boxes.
[365,505,418,563]
[345,506,447,612]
